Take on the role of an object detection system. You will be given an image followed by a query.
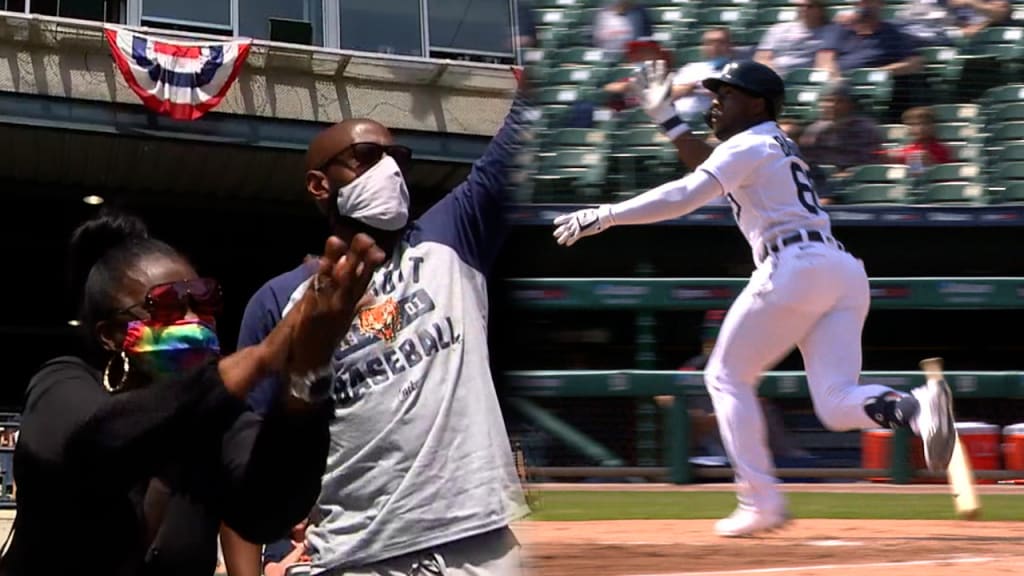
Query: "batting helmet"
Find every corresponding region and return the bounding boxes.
[702,60,786,118]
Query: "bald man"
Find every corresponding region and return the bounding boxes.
[229,89,533,576]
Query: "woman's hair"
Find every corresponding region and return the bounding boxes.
[68,209,181,347]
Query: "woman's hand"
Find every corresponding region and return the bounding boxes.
[284,233,385,376]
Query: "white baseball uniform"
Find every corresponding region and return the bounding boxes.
[595,121,902,514]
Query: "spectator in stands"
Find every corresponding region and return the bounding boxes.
[755,0,837,77]
[592,0,653,52]
[670,28,733,123]
[0,210,382,576]
[893,0,955,47]
[885,106,954,172]
[948,0,1012,39]
[799,80,883,178]
[815,0,923,78]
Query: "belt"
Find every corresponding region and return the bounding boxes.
[758,230,842,263]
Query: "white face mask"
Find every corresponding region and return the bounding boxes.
[335,155,410,231]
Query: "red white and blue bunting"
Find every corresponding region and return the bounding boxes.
[104,27,251,121]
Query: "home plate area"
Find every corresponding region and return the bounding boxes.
[512,519,1024,576]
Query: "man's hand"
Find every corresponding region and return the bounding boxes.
[630,59,677,125]
[285,234,385,375]
[553,205,615,247]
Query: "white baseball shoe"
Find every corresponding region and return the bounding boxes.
[911,378,957,472]
[714,506,790,538]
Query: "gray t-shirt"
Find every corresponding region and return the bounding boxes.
[757,21,836,76]
[290,103,529,572]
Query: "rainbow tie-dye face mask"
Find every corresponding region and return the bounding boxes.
[123,318,221,378]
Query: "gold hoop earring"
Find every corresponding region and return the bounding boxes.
[103,351,131,393]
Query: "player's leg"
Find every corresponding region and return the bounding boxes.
[704,263,824,535]
[798,252,956,470]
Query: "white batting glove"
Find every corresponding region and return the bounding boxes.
[552,205,616,247]
[630,60,690,139]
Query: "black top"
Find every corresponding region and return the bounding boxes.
[0,356,332,576]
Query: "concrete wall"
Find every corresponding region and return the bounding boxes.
[0,14,517,135]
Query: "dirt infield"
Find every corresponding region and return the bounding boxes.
[513,484,1024,576]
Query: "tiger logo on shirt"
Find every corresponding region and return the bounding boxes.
[357,297,402,343]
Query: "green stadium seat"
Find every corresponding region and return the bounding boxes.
[999,181,1024,202]
[533,149,608,201]
[995,143,1024,162]
[841,184,912,204]
[532,0,585,7]
[957,28,1023,100]
[918,46,962,102]
[696,6,751,27]
[675,45,704,65]
[990,103,1024,125]
[922,162,982,184]
[992,162,1024,183]
[783,91,822,122]
[847,164,911,185]
[979,84,1024,108]
[917,182,987,204]
[534,8,580,27]
[846,68,893,117]
[878,124,908,146]
[533,86,588,105]
[754,6,799,26]
[616,128,672,149]
[647,6,693,24]
[987,122,1024,144]
[784,68,831,86]
[614,106,654,128]
[946,142,983,163]
[930,104,980,125]
[554,47,612,66]
[650,24,696,50]
[554,128,609,148]
[933,122,981,142]
[545,66,605,87]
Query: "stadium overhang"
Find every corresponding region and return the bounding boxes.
[0,10,515,203]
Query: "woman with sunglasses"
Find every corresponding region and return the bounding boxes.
[0,209,384,576]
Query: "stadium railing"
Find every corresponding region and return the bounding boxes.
[504,277,1024,484]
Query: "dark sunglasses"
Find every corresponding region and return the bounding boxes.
[321,142,413,173]
[119,278,223,324]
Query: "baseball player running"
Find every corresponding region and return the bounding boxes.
[552,60,957,537]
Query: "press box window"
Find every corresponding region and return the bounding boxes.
[240,0,323,46]
[338,0,423,57]
[140,0,233,36]
[427,0,515,64]
[14,0,123,22]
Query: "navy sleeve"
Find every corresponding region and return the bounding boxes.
[409,95,533,276]
[238,284,285,415]
[822,23,846,52]
[637,7,653,38]
[892,24,917,59]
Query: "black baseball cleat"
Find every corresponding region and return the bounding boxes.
[911,378,957,472]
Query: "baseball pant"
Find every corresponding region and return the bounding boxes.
[705,240,898,513]
[329,527,522,576]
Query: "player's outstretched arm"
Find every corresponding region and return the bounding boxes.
[553,170,723,246]
[633,60,714,171]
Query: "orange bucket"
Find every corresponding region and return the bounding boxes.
[1002,423,1024,475]
[956,422,1000,484]
[861,428,924,482]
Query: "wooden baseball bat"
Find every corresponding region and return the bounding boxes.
[920,357,981,520]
